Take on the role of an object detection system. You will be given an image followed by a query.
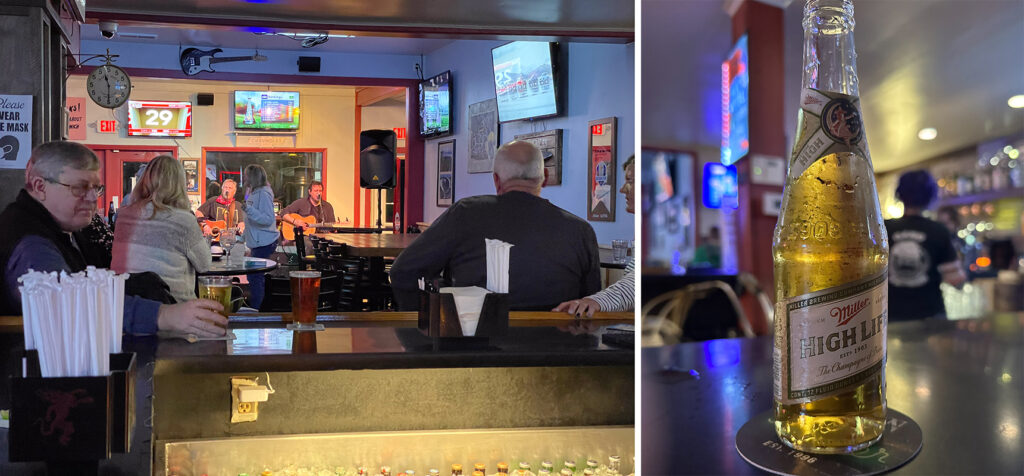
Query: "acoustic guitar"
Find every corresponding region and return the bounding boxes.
[203,220,242,238]
[180,48,268,76]
[281,214,347,241]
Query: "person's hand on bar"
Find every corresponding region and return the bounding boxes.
[553,297,602,318]
[157,299,228,337]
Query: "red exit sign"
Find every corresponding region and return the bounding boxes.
[99,120,118,133]
[393,127,406,139]
[592,124,604,135]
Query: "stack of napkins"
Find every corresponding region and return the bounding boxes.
[19,267,127,377]
[440,286,488,336]
[485,238,513,293]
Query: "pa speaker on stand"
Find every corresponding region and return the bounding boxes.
[359,129,397,231]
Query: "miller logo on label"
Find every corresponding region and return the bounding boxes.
[821,97,863,146]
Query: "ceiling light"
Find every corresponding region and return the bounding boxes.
[917,128,938,141]
[1009,95,1024,108]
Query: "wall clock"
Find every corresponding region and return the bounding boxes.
[86,63,132,109]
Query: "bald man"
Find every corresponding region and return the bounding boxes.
[389,140,601,311]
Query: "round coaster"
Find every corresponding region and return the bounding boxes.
[735,409,922,476]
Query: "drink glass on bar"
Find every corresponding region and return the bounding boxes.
[198,275,232,326]
[290,270,321,329]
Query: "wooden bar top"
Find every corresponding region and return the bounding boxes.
[316,232,419,257]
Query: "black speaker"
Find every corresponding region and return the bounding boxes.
[298,56,321,73]
[196,93,214,106]
[359,130,396,189]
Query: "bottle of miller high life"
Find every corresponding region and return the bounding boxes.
[772,0,889,454]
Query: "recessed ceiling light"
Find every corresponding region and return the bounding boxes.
[1009,95,1024,108]
[918,128,938,141]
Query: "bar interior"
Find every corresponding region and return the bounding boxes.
[0,1,636,474]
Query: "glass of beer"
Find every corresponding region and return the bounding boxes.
[198,275,232,326]
[289,270,321,330]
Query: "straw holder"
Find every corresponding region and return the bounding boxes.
[8,350,137,462]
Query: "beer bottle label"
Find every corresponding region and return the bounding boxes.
[774,271,888,404]
[788,88,869,182]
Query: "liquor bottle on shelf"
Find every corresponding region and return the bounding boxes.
[584,460,599,476]
[604,455,621,476]
[381,466,393,476]
[562,460,577,476]
[472,472,484,476]
[451,463,464,476]
[429,469,440,476]
[516,461,535,476]
[559,470,573,476]
[772,0,889,455]
[540,461,554,474]
[473,463,486,476]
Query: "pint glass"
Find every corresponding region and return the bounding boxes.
[198,275,232,325]
[290,270,321,329]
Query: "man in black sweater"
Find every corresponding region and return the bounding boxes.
[389,141,601,311]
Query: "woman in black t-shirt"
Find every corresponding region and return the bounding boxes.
[884,171,966,320]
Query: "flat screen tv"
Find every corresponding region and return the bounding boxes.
[233,90,300,130]
[721,34,749,165]
[491,41,559,122]
[419,70,452,138]
[127,100,192,137]
[703,162,738,209]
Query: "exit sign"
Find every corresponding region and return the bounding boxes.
[393,127,406,139]
[99,120,118,133]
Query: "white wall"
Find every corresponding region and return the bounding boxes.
[421,40,636,244]
[66,76,359,219]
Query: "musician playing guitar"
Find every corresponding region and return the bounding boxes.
[195,178,245,236]
[280,181,335,241]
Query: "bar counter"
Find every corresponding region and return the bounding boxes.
[642,314,1024,475]
[1,311,634,475]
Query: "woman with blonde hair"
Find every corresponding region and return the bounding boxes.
[112,155,211,303]
[238,163,278,309]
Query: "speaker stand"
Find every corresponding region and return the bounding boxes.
[376,188,384,233]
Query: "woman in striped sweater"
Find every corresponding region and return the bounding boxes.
[554,155,635,317]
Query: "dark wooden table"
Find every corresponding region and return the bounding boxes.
[641,314,1024,475]
[317,232,419,257]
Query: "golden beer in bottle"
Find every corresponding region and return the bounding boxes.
[772,0,889,454]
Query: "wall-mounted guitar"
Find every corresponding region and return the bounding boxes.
[180,48,268,76]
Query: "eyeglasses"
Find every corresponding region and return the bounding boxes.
[45,178,104,198]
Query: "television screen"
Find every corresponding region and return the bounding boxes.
[703,163,738,209]
[127,100,192,137]
[234,91,300,130]
[419,70,452,137]
[721,34,749,165]
[491,41,559,122]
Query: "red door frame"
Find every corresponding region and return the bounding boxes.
[85,144,178,212]
[72,67,424,231]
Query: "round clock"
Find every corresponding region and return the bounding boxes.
[86,64,132,109]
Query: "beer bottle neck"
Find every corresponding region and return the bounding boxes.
[802,0,859,96]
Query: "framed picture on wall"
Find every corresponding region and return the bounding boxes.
[468,98,498,173]
[182,159,200,193]
[437,139,455,207]
[587,117,617,221]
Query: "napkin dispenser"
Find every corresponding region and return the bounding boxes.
[8,350,137,461]
[418,290,509,346]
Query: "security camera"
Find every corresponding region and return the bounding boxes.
[99,21,118,39]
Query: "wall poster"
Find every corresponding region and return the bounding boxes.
[0,95,33,168]
[437,139,455,207]
[183,159,200,192]
[587,117,617,222]
[467,98,498,174]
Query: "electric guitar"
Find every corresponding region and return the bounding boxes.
[281,214,349,241]
[180,48,268,76]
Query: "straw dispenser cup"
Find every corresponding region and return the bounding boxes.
[9,267,137,461]
[418,239,513,342]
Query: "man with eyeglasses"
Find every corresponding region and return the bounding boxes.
[0,141,227,337]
